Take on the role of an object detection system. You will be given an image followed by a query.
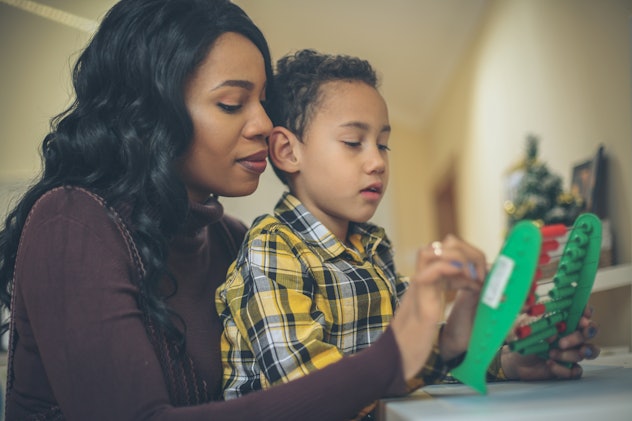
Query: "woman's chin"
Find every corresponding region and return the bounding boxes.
[218,182,260,198]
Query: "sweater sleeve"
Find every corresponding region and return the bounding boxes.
[8,188,407,421]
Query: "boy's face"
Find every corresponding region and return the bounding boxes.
[293,80,390,239]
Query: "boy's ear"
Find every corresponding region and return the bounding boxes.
[268,126,300,174]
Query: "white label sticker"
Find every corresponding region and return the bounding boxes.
[482,255,515,309]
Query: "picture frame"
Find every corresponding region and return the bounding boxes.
[570,145,606,218]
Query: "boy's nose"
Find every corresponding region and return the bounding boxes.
[365,147,387,174]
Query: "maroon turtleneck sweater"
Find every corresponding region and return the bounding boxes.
[5,186,407,420]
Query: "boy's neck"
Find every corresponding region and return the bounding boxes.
[289,190,350,242]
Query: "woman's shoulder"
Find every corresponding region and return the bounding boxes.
[30,186,109,217]
[16,186,136,277]
[24,186,119,236]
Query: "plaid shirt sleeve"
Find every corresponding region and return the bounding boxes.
[218,223,344,398]
[486,348,508,380]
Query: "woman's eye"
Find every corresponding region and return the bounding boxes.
[218,103,242,113]
[378,144,391,151]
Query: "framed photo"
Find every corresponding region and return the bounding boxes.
[570,145,606,218]
[503,167,525,204]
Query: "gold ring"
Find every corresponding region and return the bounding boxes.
[431,241,443,256]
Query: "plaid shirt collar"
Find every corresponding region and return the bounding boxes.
[273,192,391,263]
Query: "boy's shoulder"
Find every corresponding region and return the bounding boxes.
[243,213,304,244]
[247,213,287,233]
[231,213,310,273]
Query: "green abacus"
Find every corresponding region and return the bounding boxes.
[509,213,602,360]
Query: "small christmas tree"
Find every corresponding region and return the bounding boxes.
[504,135,582,228]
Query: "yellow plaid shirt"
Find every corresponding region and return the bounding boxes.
[216,193,462,400]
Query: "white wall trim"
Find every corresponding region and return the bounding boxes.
[0,0,97,33]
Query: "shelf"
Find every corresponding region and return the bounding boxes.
[537,263,632,295]
[591,263,632,293]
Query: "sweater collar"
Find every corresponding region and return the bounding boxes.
[183,195,224,234]
[112,193,224,237]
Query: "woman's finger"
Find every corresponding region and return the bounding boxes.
[442,234,487,281]
[410,259,482,293]
[546,359,583,379]
[421,238,486,282]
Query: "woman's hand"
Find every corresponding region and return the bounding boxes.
[434,235,487,361]
[501,306,600,380]
[391,235,485,380]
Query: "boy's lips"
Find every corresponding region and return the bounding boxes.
[360,182,384,201]
[237,149,268,174]
[361,182,383,194]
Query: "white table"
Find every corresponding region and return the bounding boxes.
[378,354,632,421]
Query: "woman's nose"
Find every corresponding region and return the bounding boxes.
[246,103,273,140]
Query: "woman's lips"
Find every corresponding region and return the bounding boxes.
[238,150,268,174]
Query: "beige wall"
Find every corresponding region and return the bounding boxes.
[0,1,116,215]
[0,7,84,181]
[393,0,632,276]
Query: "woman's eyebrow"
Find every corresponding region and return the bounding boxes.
[212,79,255,91]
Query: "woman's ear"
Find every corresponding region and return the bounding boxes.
[268,126,300,174]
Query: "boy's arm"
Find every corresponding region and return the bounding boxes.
[223,230,345,390]
[219,311,265,399]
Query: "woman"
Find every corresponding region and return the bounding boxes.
[0,0,598,419]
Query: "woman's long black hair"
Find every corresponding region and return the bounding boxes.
[0,0,273,348]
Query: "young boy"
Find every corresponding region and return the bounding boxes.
[215,48,484,404]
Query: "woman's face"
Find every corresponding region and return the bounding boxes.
[178,32,272,203]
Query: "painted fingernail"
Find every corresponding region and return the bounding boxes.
[450,261,477,279]
[583,347,593,358]
[587,326,597,339]
[467,262,477,279]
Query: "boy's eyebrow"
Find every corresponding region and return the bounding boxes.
[340,121,392,133]
[211,79,255,91]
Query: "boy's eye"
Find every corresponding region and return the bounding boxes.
[342,141,361,147]
[218,103,242,113]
